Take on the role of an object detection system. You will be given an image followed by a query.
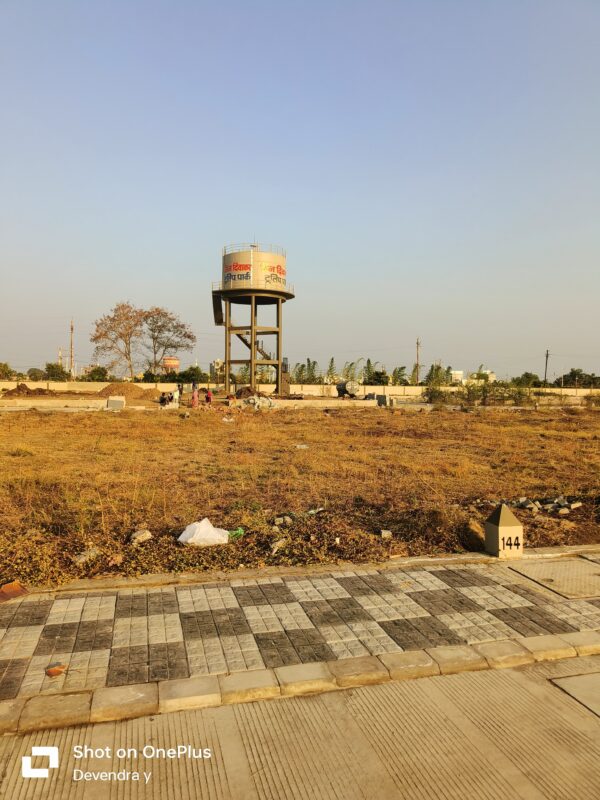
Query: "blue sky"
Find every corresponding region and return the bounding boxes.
[1,0,599,379]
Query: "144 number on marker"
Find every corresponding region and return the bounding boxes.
[501,536,520,550]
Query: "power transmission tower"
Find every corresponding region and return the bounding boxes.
[416,337,421,385]
[543,349,550,386]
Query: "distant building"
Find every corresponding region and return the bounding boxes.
[210,360,224,382]
[468,369,497,383]
[450,370,464,384]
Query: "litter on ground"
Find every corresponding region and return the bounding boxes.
[178,518,230,547]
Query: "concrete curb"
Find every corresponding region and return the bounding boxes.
[3,632,599,735]
[23,543,600,596]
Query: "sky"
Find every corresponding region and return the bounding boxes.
[1,0,599,380]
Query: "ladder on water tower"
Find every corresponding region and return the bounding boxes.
[235,333,271,361]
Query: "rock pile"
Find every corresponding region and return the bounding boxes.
[510,496,583,517]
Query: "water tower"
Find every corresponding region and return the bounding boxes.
[212,243,295,394]
[162,356,180,374]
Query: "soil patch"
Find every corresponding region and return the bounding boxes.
[3,383,56,397]
[97,382,154,400]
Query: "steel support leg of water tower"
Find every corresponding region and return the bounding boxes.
[224,300,231,394]
[250,295,257,391]
[276,297,282,394]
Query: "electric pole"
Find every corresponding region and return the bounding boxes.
[69,319,75,379]
[543,349,550,387]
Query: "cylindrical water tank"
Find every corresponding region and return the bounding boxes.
[222,244,287,292]
[163,356,180,373]
[336,380,360,397]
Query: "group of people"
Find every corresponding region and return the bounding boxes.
[160,383,213,409]
[190,384,213,408]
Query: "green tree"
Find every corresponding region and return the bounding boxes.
[425,362,451,387]
[553,368,596,388]
[235,364,250,383]
[0,362,14,379]
[512,372,541,388]
[342,358,364,382]
[45,362,70,381]
[391,366,408,386]
[81,366,109,382]
[304,358,320,384]
[363,359,381,384]
[470,364,490,382]
[178,366,209,383]
[27,367,45,381]
[423,362,451,403]
[325,357,337,384]
[257,364,274,384]
[292,362,307,383]
[370,370,389,385]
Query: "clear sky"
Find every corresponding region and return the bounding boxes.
[1,0,599,380]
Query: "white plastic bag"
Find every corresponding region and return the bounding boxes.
[178,518,230,547]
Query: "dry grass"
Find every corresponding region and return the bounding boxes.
[1,407,599,587]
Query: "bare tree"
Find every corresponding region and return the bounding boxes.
[143,306,196,373]
[90,302,146,379]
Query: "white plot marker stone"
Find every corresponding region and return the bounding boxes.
[484,504,524,559]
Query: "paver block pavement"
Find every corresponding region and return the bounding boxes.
[91,682,158,722]
[219,668,280,704]
[159,676,221,713]
[427,644,487,674]
[19,691,91,732]
[379,649,440,680]
[275,661,337,696]
[559,630,600,656]
[473,640,534,669]
[327,655,389,687]
[517,634,577,661]
[0,698,26,733]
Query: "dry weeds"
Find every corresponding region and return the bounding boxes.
[0,407,598,587]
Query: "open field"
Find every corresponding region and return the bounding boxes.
[1,407,599,588]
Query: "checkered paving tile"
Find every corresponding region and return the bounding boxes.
[0,563,598,698]
[0,658,30,700]
[456,585,536,610]
[487,605,578,636]
[544,600,600,631]
[436,611,517,643]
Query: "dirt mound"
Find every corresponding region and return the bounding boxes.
[3,383,55,397]
[236,386,269,399]
[97,382,150,400]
